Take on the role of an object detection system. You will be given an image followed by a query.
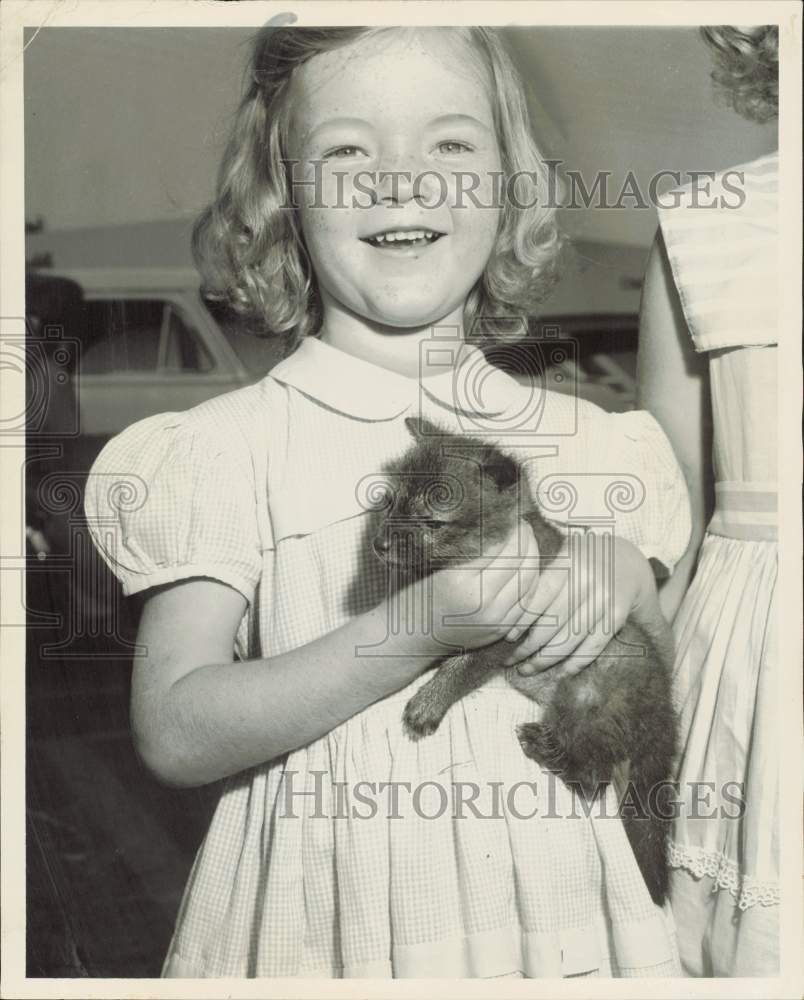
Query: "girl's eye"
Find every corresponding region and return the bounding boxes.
[436,140,474,155]
[324,146,365,159]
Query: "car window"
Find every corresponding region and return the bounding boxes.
[79,298,214,375]
[163,305,214,373]
[79,300,163,373]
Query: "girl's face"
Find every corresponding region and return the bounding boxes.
[288,31,503,335]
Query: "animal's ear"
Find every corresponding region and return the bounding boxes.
[405,416,441,440]
[480,449,520,491]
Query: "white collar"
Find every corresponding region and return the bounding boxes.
[269,336,521,422]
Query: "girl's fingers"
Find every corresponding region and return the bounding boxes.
[504,536,569,643]
[503,527,643,676]
[514,607,590,673]
[527,627,617,683]
[527,628,609,675]
[504,571,562,642]
[504,583,569,667]
[493,559,541,631]
[507,534,609,666]
[517,598,630,675]
[514,586,607,672]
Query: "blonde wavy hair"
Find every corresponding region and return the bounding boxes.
[193,26,562,352]
[701,26,779,124]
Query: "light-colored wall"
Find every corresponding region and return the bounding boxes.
[25,26,777,247]
[25,28,251,231]
[504,26,777,246]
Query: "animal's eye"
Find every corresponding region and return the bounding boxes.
[424,518,446,530]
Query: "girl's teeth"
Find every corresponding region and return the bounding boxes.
[371,231,438,245]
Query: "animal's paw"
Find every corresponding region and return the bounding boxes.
[403,693,445,740]
[517,723,566,771]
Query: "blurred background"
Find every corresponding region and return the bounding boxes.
[22,25,777,976]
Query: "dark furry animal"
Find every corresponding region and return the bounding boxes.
[373,416,677,905]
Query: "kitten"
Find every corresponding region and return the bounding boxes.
[373,416,677,905]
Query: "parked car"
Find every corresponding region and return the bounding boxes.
[27,271,639,442]
[29,266,283,438]
[27,222,648,435]
[23,268,284,632]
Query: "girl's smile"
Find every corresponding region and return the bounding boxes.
[358,221,448,263]
[360,227,446,252]
[288,31,503,346]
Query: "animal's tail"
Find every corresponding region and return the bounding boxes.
[620,727,676,906]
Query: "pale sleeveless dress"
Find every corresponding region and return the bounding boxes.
[658,152,779,976]
[85,337,692,978]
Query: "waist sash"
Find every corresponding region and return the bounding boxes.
[707,481,777,542]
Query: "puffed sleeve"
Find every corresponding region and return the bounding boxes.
[601,409,692,576]
[532,403,691,577]
[83,411,264,603]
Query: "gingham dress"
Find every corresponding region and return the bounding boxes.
[658,152,780,976]
[85,336,691,978]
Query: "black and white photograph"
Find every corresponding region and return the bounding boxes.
[1,1,801,994]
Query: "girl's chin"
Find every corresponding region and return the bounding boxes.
[373,317,454,334]
[363,302,465,333]
[321,289,468,336]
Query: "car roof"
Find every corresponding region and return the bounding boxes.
[31,266,202,293]
[534,312,637,332]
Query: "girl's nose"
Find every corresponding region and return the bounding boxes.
[373,162,418,206]
[372,168,445,209]
[372,148,443,207]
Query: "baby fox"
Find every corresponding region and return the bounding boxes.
[373,416,677,905]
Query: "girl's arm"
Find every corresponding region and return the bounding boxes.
[132,578,439,788]
[636,231,713,623]
[132,524,541,788]
[504,530,661,675]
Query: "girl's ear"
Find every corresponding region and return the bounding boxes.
[405,416,442,440]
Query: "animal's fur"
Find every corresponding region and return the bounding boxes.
[373,416,677,905]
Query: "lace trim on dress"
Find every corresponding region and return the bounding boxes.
[667,841,780,911]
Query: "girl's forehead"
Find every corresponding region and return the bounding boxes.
[288,31,495,139]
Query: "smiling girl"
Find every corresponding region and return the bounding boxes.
[85,26,690,978]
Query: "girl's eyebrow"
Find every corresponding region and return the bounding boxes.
[303,112,493,145]
[304,116,373,144]
[425,113,493,133]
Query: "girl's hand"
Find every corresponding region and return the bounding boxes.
[420,519,543,652]
[501,531,656,678]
